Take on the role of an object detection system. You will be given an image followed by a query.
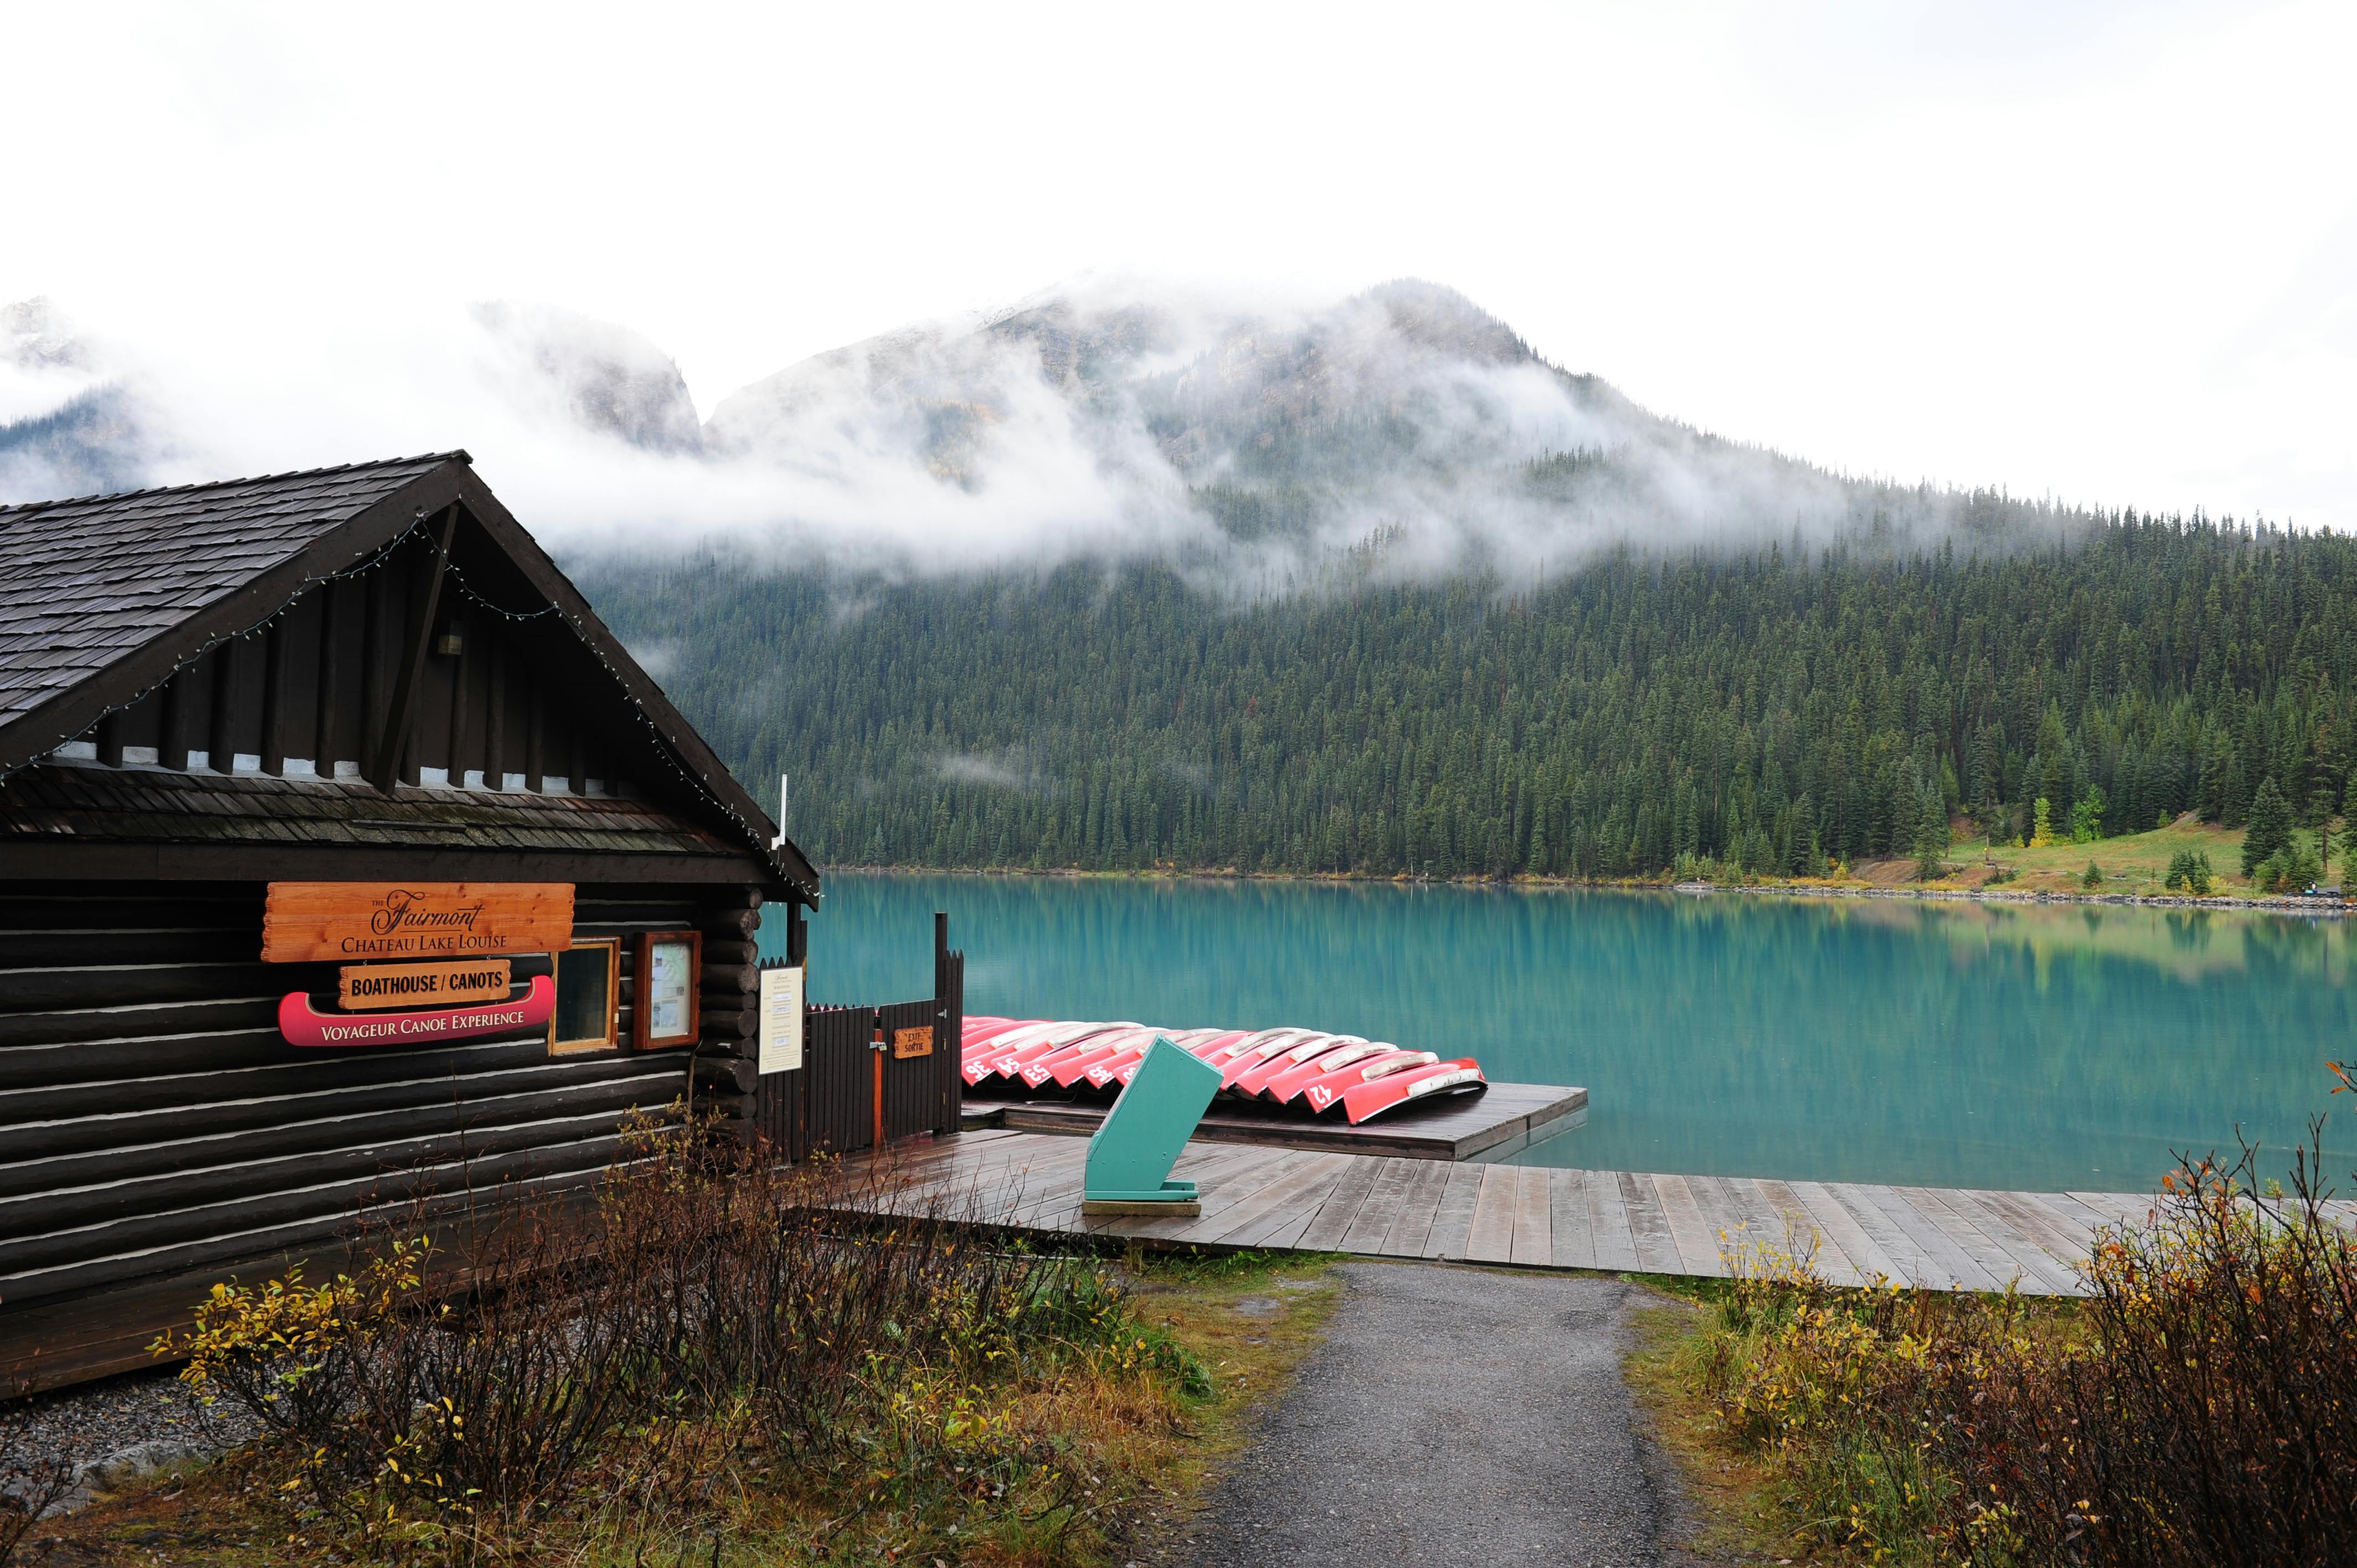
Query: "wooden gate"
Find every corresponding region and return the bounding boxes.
[752,911,963,1159]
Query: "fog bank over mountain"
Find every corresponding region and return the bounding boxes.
[0,280,2073,590]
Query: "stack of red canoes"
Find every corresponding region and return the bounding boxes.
[958,1017,1487,1126]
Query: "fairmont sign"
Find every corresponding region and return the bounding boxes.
[261,883,574,963]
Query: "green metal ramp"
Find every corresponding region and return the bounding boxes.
[1082,1035,1223,1216]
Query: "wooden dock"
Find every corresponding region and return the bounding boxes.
[858,1129,2164,1295]
[964,1081,1586,1163]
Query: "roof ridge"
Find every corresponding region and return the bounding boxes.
[0,450,471,517]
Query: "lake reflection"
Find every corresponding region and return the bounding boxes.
[763,875,2355,1193]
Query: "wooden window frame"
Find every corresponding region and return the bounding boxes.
[548,937,621,1056]
[634,929,703,1050]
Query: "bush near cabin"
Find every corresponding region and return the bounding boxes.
[111,1118,1224,1567]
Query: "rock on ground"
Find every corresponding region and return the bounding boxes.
[3,1364,256,1518]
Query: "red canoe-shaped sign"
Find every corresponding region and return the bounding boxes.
[279,974,554,1049]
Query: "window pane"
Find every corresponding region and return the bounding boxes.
[554,945,610,1046]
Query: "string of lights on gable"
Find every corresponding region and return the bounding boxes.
[12,503,811,896]
[11,508,441,774]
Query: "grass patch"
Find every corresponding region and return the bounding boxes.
[1624,1288,1801,1564]
[1967,814,2254,895]
[8,1147,1338,1568]
[1846,816,2262,896]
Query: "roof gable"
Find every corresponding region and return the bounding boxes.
[0,455,461,734]
[0,455,816,898]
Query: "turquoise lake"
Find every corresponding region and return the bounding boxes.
[760,874,2356,1194]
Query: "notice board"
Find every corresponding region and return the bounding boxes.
[758,964,805,1075]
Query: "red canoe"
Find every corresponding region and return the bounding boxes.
[1026,1025,1156,1090]
[979,1021,1135,1086]
[1302,1050,1439,1113]
[1341,1058,1488,1123]
[963,1020,1078,1085]
[1260,1040,1400,1106]
[1217,1028,1323,1092]
[1234,1034,1367,1098]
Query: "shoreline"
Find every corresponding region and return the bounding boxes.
[817,864,2353,916]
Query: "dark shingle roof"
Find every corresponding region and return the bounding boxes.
[0,453,464,730]
[0,761,747,860]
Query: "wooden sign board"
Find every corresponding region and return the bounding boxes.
[263,883,573,963]
[339,959,512,1010]
[892,1025,934,1060]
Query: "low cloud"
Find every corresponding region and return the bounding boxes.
[0,277,2060,592]
[933,751,1044,792]
[622,635,682,683]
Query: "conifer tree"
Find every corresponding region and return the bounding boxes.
[1915,806,1951,881]
[2242,776,2294,877]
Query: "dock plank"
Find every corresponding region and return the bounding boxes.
[1860,1187,2001,1292]
[1510,1165,1553,1267]
[1751,1179,1864,1285]
[1586,1170,1642,1272]
[971,1080,1586,1162]
[1934,1188,2085,1296]
[1378,1160,1455,1257]
[1980,1189,2098,1278]
[1654,1175,1723,1276]
[1166,1149,1317,1241]
[1212,1155,1355,1248]
[2029,1190,2122,1237]
[1422,1165,1488,1260]
[1296,1154,1385,1252]
[1340,1158,1424,1255]
[1618,1173,1685,1275]
[1464,1167,1521,1263]
[1548,1168,1596,1271]
[1685,1174,1751,1250]
[2068,1192,2162,1232]
[1909,1188,2037,1293]
[1098,1146,1296,1238]
[1794,1180,1907,1284]
[1252,1205,1324,1252]
[1188,1146,1339,1245]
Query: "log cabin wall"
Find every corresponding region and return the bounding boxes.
[0,876,765,1389]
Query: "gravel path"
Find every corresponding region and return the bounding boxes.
[1166,1261,1716,1568]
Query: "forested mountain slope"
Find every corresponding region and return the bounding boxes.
[584,512,2357,879]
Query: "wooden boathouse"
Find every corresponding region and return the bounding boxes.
[0,453,961,1391]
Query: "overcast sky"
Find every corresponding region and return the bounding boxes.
[6,1,2350,527]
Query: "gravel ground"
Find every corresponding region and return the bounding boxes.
[3,1364,258,1512]
[1166,1261,1717,1568]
